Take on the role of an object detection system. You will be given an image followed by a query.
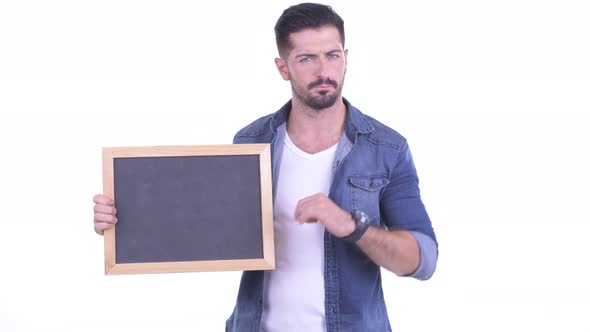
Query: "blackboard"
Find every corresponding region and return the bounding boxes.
[102,144,274,275]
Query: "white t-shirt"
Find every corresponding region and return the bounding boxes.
[260,133,339,332]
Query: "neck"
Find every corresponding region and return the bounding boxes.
[286,96,347,154]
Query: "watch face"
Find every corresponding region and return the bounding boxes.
[360,214,368,224]
[353,210,369,224]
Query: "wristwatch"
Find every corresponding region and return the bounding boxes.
[342,209,370,243]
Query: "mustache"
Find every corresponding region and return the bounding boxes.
[308,78,338,90]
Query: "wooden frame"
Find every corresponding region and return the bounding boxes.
[102,144,274,275]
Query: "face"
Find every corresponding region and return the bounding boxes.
[275,26,348,110]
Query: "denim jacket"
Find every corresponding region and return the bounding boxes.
[226,99,438,332]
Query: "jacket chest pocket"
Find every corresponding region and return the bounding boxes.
[349,175,389,226]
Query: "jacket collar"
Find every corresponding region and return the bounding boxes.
[269,98,375,143]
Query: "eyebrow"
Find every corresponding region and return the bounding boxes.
[294,49,343,58]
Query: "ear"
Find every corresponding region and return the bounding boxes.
[344,49,349,72]
[275,57,290,81]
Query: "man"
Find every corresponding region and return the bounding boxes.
[93,3,437,331]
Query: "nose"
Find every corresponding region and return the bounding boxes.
[316,56,329,78]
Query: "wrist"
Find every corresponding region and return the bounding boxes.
[341,209,370,243]
[343,212,356,237]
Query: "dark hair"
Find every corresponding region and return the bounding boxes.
[274,3,345,58]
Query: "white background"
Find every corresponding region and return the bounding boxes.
[1,0,589,331]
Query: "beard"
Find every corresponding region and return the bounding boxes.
[291,77,344,111]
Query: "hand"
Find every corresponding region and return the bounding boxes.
[93,194,118,235]
[294,193,355,238]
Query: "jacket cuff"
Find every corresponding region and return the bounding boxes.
[405,231,438,280]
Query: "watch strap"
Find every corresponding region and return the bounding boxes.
[342,209,370,243]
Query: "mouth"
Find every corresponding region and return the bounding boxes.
[308,79,338,91]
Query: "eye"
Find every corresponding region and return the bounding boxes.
[299,56,312,63]
[328,53,340,59]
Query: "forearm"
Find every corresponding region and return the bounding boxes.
[356,227,420,276]
[295,194,434,277]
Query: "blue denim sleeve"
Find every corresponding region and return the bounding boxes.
[380,140,438,279]
[406,231,438,280]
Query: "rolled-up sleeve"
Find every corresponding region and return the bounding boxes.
[406,231,438,280]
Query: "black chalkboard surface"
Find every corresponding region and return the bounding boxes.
[102,145,274,275]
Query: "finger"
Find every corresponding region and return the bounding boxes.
[94,226,104,235]
[94,222,114,235]
[94,212,118,224]
[295,193,322,216]
[294,200,309,223]
[94,204,117,216]
[93,194,114,206]
[302,218,319,224]
[294,203,319,224]
[297,193,324,206]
